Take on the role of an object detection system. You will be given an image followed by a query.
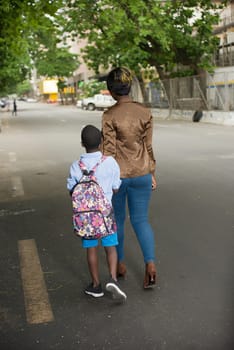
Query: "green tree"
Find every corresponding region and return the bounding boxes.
[16,80,32,96]
[78,80,107,98]
[0,0,66,94]
[35,46,78,78]
[64,0,225,79]
[31,11,79,78]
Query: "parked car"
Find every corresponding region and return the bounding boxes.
[78,94,116,111]
[0,100,6,108]
[26,98,38,102]
[76,100,83,108]
[0,98,10,109]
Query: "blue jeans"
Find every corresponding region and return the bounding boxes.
[112,174,156,264]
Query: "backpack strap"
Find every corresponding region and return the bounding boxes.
[79,155,107,175]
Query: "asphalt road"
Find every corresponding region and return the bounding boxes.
[0,102,233,350]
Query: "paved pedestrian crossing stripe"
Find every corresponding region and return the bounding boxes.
[18,239,54,324]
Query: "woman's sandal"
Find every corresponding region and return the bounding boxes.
[143,262,157,289]
[117,262,127,279]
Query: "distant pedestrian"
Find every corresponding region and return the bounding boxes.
[67,125,127,301]
[12,99,17,116]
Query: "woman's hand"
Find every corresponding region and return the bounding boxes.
[152,174,157,191]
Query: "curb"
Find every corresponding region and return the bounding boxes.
[151,108,234,126]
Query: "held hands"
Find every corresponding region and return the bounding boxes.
[151,174,157,191]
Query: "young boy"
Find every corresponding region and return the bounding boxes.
[67,125,127,301]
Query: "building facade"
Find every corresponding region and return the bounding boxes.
[213,0,234,67]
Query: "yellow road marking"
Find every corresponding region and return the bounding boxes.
[18,239,54,324]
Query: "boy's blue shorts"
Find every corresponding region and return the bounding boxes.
[82,232,118,248]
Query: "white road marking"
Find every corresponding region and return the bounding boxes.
[18,239,54,324]
[0,208,35,217]
[11,176,24,197]
[7,152,24,197]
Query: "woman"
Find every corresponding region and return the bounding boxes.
[101,67,157,289]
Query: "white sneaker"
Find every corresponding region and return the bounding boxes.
[105,279,127,302]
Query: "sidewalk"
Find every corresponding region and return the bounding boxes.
[151,108,234,126]
[1,103,234,127]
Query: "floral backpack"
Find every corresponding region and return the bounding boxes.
[71,156,117,239]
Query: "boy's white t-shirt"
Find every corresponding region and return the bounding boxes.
[67,151,121,203]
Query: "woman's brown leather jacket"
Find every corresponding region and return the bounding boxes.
[101,96,156,178]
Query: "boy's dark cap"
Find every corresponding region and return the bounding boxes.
[81,125,102,149]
